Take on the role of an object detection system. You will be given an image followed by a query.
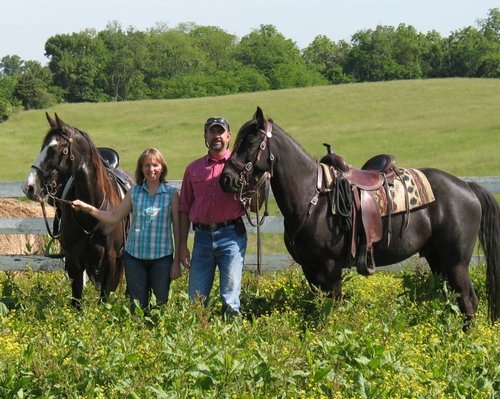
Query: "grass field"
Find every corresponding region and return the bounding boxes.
[1,78,499,181]
[0,79,499,398]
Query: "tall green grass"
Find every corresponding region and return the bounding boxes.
[0,266,498,398]
[1,78,499,181]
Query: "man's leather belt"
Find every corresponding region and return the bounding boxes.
[192,218,239,231]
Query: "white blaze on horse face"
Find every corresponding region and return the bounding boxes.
[22,136,59,200]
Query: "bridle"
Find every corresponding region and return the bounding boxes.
[32,128,76,205]
[32,128,105,243]
[227,120,275,274]
[228,120,275,227]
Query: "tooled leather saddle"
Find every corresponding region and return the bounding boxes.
[319,144,401,276]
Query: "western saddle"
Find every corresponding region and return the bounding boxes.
[320,144,397,276]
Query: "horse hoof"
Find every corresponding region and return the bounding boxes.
[356,265,375,277]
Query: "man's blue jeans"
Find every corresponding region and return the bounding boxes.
[188,225,247,315]
[123,252,173,311]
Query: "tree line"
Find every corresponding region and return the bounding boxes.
[0,8,498,121]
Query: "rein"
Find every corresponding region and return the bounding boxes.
[285,164,323,248]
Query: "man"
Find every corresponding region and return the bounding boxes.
[179,117,247,317]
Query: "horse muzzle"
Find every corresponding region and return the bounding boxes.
[22,171,45,202]
[22,183,45,202]
[220,172,242,193]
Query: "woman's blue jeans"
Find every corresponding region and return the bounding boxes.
[188,225,247,315]
[123,252,173,311]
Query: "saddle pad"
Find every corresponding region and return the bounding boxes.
[373,168,435,216]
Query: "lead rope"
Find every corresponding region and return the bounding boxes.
[242,175,271,275]
[254,178,271,275]
[39,200,66,258]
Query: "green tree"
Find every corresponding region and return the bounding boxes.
[187,25,273,94]
[348,26,394,81]
[476,8,500,77]
[1,57,58,112]
[99,22,149,101]
[145,26,207,98]
[0,98,13,121]
[14,60,58,109]
[391,24,426,79]
[1,55,23,76]
[302,35,353,83]
[234,66,270,93]
[188,25,238,70]
[446,26,488,77]
[13,71,56,109]
[0,75,17,102]
[421,30,447,77]
[45,30,108,102]
[0,75,16,120]
[235,24,326,89]
[347,24,426,81]
[0,56,21,120]
[477,8,500,41]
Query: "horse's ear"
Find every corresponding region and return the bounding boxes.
[254,106,265,128]
[46,112,57,129]
[54,113,65,129]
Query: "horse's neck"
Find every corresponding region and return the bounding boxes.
[72,155,107,207]
[271,134,318,226]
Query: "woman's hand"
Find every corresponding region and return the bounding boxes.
[72,200,94,214]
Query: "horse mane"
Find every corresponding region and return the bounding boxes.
[78,129,121,204]
[234,116,313,163]
[233,118,308,156]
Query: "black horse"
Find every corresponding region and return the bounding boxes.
[23,114,133,307]
[221,107,500,323]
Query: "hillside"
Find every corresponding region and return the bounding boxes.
[1,78,499,181]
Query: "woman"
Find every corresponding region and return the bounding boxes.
[73,148,181,312]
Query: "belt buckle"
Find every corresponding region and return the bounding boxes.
[209,222,218,230]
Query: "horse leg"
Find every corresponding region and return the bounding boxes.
[302,260,343,301]
[447,263,478,319]
[96,225,126,302]
[426,252,478,320]
[100,247,124,303]
[65,258,85,309]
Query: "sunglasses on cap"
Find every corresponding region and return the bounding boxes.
[204,117,230,131]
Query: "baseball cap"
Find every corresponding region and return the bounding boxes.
[205,117,230,132]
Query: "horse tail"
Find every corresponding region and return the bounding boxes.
[468,182,500,323]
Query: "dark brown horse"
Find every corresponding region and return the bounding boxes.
[221,107,500,323]
[23,114,133,307]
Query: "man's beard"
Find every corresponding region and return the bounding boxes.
[209,140,224,151]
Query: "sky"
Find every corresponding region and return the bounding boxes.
[1,0,498,65]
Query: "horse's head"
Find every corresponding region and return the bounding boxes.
[220,106,275,195]
[23,113,81,202]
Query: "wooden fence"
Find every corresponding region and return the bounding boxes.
[1,177,499,272]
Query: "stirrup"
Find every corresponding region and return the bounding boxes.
[355,246,375,276]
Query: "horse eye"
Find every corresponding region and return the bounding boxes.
[248,133,260,144]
